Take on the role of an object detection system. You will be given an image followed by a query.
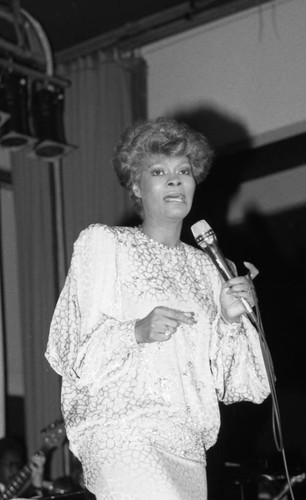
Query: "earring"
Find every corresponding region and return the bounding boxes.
[132,183,141,198]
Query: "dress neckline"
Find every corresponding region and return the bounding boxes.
[134,226,185,253]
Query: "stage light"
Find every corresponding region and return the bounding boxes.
[30,81,75,160]
[0,72,37,150]
[0,5,75,160]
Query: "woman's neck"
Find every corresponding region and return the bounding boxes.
[140,220,182,247]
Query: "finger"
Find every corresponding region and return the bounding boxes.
[163,319,178,331]
[228,282,255,294]
[223,276,245,289]
[162,324,174,334]
[162,308,197,325]
[157,305,195,318]
[240,284,258,306]
[223,282,256,307]
[229,284,255,300]
[239,289,255,302]
[152,320,176,337]
[156,331,173,342]
[243,261,259,279]
[164,328,173,339]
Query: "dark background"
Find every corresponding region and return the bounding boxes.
[184,129,306,499]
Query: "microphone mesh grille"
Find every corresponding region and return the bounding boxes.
[191,219,212,239]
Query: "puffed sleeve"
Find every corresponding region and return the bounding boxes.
[210,314,271,404]
[206,258,271,405]
[45,225,139,394]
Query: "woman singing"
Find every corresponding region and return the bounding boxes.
[45,116,270,500]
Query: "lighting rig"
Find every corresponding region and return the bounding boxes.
[0,0,75,160]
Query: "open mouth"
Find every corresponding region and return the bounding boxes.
[164,194,185,203]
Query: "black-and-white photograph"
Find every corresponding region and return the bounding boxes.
[1,1,305,499]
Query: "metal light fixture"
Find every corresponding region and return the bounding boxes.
[0,2,76,159]
[31,81,75,160]
[0,71,37,150]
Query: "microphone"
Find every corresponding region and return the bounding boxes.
[191,219,257,325]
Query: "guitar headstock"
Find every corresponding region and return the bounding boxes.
[40,419,66,454]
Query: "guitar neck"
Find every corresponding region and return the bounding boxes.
[0,463,32,500]
[0,420,66,500]
[0,446,48,500]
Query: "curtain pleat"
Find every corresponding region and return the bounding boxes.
[59,52,145,260]
[11,51,147,479]
[11,156,64,477]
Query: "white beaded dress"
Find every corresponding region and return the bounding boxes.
[45,224,270,500]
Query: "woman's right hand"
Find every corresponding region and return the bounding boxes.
[135,306,196,344]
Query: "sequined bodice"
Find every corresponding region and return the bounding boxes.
[121,227,215,317]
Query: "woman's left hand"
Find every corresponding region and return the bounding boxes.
[220,261,258,323]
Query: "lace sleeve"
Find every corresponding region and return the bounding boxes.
[45,225,139,392]
[203,255,270,405]
[45,263,81,379]
[210,314,270,404]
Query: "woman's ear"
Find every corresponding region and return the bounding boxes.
[132,183,142,199]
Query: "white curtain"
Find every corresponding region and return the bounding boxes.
[59,51,146,261]
[11,50,146,478]
[0,267,5,438]
[0,183,7,438]
[12,157,64,478]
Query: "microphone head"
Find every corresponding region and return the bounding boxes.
[191,219,216,247]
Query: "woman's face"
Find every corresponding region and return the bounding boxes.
[133,155,196,225]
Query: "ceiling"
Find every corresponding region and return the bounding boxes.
[21,0,188,53]
[18,0,271,55]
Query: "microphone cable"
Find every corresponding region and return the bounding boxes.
[243,276,296,500]
[191,218,298,499]
[213,261,295,498]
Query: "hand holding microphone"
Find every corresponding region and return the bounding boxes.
[219,266,257,323]
[191,219,258,325]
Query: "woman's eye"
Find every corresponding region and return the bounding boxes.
[152,169,164,176]
[180,168,191,175]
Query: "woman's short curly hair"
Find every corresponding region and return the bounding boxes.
[112,116,214,215]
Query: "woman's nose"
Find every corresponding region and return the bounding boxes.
[167,176,181,186]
